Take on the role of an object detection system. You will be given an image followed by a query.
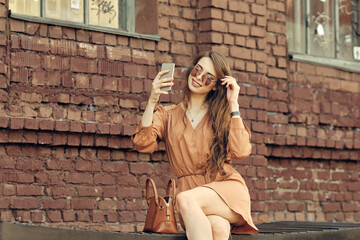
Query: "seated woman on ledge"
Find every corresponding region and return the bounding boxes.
[132,51,259,239]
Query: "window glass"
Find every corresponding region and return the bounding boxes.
[89,0,119,29]
[308,0,335,58]
[9,0,41,17]
[286,0,306,54]
[338,0,360,60]
[45,0,84,23]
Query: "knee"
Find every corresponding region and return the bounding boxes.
[176,191,193,215]
[211,221,230,240]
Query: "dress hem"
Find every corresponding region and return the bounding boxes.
[201,185,259,235]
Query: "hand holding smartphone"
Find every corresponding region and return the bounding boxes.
[159,63,175,92]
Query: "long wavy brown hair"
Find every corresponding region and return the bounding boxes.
[182,51,231,178]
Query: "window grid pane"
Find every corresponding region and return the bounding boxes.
[337,0,355,60]
[89,0,119,29]
[45,0,84,23]
[308,0,335,58]
[9,0,41,17]
[286,0,306,54]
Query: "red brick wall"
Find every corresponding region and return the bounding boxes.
[0,0,359,232]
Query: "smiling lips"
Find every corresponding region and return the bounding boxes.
[191,78,202,88]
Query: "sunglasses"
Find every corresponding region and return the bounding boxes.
[190,65,217,86]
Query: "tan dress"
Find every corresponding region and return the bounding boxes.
[132,104,259,234]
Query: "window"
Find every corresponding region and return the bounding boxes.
[10,0,122,29]
[286,0,360,64]
[9,0,159,40]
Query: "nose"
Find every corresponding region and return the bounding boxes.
[196,71,206,83]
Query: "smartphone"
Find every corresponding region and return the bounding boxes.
[160,63,175,92]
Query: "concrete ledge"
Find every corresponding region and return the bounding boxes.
[1,221,360,240]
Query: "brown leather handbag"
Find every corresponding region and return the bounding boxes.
[143,178,178,234]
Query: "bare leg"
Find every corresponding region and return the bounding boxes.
[208,215,231,240]
[176,187,245,240]
[177,192,213,239]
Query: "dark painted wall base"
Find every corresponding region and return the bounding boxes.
[1,222,360,240]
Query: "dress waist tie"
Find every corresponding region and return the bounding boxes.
[178,172,205,179]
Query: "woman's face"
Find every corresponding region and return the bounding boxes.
[187,57,218,95]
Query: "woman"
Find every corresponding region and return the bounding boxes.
[132,51,259,239]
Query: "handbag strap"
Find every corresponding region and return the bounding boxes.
[146,177,159,206]
[166,178,176,204]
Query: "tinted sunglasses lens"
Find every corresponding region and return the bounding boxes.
[190,66,215,86]
[190,66,199,77]
[204,75,216,86]
[203,76,211,86]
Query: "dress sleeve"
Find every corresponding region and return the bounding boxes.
[132,105,167,153]
[227,117,252,159]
